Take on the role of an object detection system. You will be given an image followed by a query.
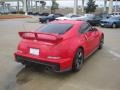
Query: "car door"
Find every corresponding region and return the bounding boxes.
[118,17,120,26]
[80,23,98,56]
[88,27,100,50]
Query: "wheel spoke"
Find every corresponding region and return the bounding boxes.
[72,49,84,72]
[78,52,82,58]
[76,60,79,68]
[76,52,83,69]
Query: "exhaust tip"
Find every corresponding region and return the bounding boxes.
[45,66,52,71]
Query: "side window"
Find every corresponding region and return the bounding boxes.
[71,15,79,18]
[71,15,76,18]
[79,23,91,33]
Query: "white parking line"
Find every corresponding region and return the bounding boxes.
[108,50,120,58]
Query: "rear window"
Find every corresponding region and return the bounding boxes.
[37,23,73,34]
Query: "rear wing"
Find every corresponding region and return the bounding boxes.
[19,32,63,43]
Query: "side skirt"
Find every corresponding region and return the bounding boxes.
[84,45,99,60]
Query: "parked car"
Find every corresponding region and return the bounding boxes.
[29,12,49,16]
[111,12,120,16]
[32,12,40,15]
[56,13,81,20]
[28,12,33,15]
[39,14,63,23]
[76,14,109,26]
[54,13,64,17]
[39,12,49,16]
[97,13,111,19]
[100,16,120,28]
[14,20,104,72]
[0,9,9,14]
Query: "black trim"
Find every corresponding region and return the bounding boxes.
[15,55,60,71]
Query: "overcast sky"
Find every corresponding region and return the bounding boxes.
[6,1,120,8]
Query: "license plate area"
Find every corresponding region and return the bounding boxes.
[101,23,104,26]
[29,48,39,56]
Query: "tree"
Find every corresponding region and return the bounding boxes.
[40,1,46,9]
[51,0,59,14]
[85,0,97,13]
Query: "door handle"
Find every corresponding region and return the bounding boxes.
[84,35,93,41]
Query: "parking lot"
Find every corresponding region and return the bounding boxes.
[0,18,120,90]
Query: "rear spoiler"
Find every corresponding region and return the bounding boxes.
[19,32,63,43]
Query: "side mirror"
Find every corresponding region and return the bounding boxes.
[90,27,97,31]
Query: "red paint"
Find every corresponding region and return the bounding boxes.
[14,20,104,72]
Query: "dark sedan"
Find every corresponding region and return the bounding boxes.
[39,14,63,23]
[78,14,110,26]
[100,16,120,28]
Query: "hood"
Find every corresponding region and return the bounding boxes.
[56,17,71,20]
[101,18,118,22]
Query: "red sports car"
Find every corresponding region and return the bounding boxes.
[14,20,104,72]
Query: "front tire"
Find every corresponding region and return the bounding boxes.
[46,19,49,23]
[112,23,117,28]
[72,48,84,72]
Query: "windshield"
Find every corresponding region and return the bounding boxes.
[85,15,94,19]
[37,23,73,34]
[48,14,54,17]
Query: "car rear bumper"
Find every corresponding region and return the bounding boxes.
[14,53,72,72]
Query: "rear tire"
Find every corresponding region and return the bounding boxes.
[98,36,104,49]
[72,48,84,72]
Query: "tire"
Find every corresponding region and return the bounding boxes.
[112,23,117,28]
[98,36,104,49]
[46,19,49,23]
[72,48,84,72]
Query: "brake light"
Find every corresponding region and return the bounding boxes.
[19,32,35,40]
